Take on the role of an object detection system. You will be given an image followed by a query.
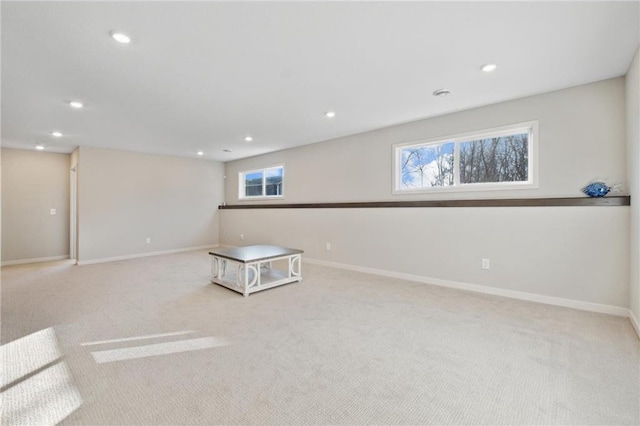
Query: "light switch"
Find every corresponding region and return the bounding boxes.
[50,208,56,215]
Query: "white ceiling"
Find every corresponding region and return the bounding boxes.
[2,1,639,162]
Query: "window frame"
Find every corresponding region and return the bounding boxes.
[392,121,538,194]
[238,164,285,200]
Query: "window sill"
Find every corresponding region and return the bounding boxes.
[237,196,285,202]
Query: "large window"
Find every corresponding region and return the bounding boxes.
[239,165,284,199]
[393,121,537,193]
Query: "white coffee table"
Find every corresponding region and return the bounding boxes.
[209,245,303,297]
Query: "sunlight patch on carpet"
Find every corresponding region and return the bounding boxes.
[91,337,229,363]
[0,328,83,425]
[81,330,195,346]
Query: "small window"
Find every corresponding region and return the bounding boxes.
[393,122,537,193]
[239,165,284,199]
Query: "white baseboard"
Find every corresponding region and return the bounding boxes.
[77,245,219,266]
[1,255,70,266]
[304,257,629,317]
[629,309,640,339]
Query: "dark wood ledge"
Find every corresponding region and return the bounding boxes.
[219,196,630,209]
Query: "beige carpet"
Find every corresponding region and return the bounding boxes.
[1,250,638,425]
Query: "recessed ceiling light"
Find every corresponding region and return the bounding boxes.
[51,131,63,137]
[223,149,232,153]
[244,136,253,142]
[69,100,83,109]
[196,151,204,156]
[481,63,497,72]
[325,111,336,118]
[432,89,451,97]
[110,31,131,44]
[35,145,45,151]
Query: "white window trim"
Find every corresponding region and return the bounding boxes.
[238,164,285,200]
[392,121,539,195]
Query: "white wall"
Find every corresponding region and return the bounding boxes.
[626,47,640,327]
[221,78,630,311]
[1,148,70,263]
[77,146,224,263]
[225,78,626,203]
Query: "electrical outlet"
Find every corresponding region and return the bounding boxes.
[240,234,245,240]
[326,242,331,251]
[482,258,490,270]
[50,208,56,215]
[146,237,151,244]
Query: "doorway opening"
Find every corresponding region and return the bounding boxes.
[70,166,77,263]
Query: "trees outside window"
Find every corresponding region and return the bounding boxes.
[394,122,536,193]
[239,166,284,199]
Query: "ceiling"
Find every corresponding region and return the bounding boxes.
[2,1,639,162]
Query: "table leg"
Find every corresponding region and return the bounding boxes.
[243,265,249,297]
[289,255,302,280]
[211,257,227,281]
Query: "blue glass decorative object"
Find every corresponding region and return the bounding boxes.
[582,182,611,198]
